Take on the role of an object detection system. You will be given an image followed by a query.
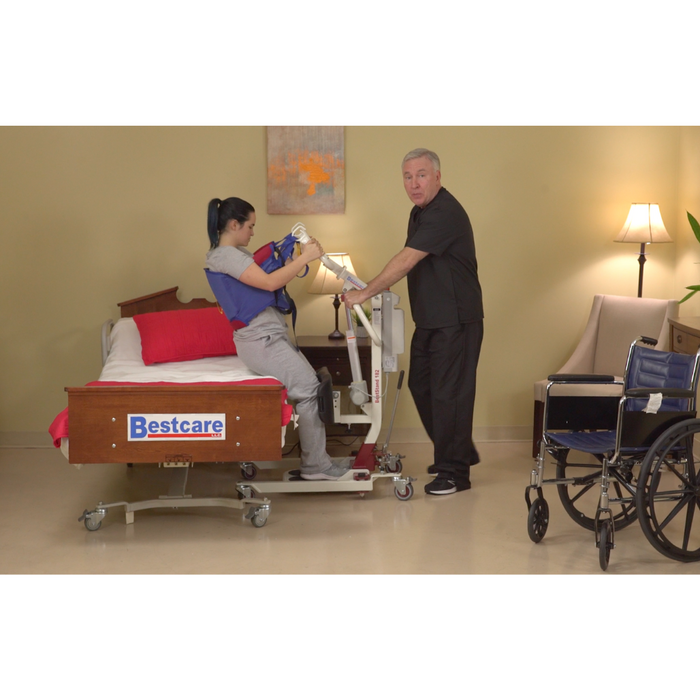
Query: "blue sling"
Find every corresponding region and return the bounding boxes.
[205,233,307,329]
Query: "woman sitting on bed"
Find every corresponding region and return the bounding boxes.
[205,196,350,481]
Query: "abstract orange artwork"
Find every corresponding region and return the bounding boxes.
[267,126,345,214]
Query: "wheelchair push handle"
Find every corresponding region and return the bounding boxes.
[638,336,658,347]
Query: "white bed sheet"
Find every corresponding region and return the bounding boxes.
[100,317,276,383]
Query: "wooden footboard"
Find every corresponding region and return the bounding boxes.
[66,384,283,464]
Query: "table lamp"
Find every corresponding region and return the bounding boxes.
[308,252,357,339]
[614,203,672,297]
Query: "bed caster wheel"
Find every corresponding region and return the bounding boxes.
[527,497,549,543]
[251,511,268,528]
[246,505,269,528]
[394,482,414,501]
[240,462,257,480]
[598,520,613,571]
[237,484,253,500]
[79,509,104,532]
[84,516,102,532]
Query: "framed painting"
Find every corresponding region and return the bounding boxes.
[267,126,345,214]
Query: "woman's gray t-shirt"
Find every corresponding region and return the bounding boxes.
[205,245,289,342]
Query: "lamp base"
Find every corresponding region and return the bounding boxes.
[328,294,345,340]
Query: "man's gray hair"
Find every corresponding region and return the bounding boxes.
[402,148,441,172]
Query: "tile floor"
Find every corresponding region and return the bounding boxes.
[2,439,698,576]
[4,438,694,697]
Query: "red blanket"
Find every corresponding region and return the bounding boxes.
[49,380,292,448]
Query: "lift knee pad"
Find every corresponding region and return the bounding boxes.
[316,367,334,425]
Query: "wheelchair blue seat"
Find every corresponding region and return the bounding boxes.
[544,430,617,454]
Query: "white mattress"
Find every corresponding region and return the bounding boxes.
[100,317,276,384]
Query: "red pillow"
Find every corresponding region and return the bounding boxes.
[133,307,237,365]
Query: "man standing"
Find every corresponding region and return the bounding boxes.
[344,148,483,495]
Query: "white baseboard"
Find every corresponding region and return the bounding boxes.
[0,432,55,448]
[0,426,531,450]
[380,426,530,444]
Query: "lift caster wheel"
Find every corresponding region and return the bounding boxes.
[394,482,414,501]
[527,498,549,543]
[386,459,403,474]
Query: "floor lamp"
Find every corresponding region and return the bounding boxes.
[614,203,672,297]
[308,253,357,340]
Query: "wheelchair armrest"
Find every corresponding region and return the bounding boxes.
[625,387,696,399]
[316,367,335,425]
[547,373,617,383]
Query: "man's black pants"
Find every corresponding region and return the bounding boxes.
[408,320,483,481]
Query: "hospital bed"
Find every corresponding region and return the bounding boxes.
[50,287,286,529]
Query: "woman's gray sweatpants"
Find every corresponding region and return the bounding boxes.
[234,332,333,475]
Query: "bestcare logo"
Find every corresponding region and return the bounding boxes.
[128,413,226,441]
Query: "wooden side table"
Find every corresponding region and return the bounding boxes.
[296,335,371,385]
[669,317,700,355]
[296,335,372,438]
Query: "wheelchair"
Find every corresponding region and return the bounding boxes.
[526,336,700,570]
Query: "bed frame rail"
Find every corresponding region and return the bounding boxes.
[66,384,283,464]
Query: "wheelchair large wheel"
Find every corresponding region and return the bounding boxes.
[636,419,700,563]
[556,455,638,532]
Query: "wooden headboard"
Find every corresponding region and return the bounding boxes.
[118,287,217,318]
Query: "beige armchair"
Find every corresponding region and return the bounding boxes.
[532,294,679,456]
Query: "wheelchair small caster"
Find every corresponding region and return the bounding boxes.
[527,498,549,543]
[598,520,614,571]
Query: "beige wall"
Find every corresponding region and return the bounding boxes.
[2,126,698,441]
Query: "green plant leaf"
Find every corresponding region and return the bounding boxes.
[688,211,700,244]
[680,285,700,303]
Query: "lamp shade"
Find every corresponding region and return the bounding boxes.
[308,253,356,295]
[614,203,672,244]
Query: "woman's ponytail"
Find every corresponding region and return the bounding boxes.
[207,198,222,249]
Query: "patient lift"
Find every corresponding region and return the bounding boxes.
[235,223,416,508]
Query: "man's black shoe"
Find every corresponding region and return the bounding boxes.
[427,459,479,475]
[424,476,471,495]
